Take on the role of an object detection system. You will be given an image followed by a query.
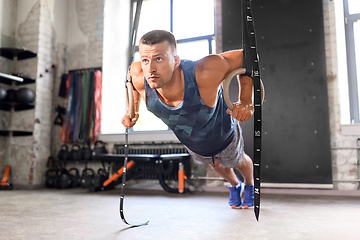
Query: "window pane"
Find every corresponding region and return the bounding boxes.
[173,0,214,39]
[134,51,140,62]
[348,0,360,15]
[177,40,210,61]
[130,0,215,133]
[133,100,169,131]
[212,39,216,54]
[135,0,171,43]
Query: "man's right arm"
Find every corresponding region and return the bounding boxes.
[121,61,144,129]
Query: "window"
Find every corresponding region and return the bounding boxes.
[101,0,215,136]
[132,0,215,132]
[344,0,360,123]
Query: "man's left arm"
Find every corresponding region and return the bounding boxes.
[227,74,254,122]
[221,50,254,122]
[197,50,254,122]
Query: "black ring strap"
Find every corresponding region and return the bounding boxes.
[120,0,149,228]
[242,0,262,221]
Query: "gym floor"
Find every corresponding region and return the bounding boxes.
[0,186,359,240]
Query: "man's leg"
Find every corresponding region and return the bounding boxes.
[211,161,242,208]
[211,154,254,208]
[236,153,254,207]
[210,153,253,186]
[235,153,254,185]
[210,160,239,186]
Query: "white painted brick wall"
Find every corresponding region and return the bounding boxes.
[4,0,103,187]
[323,0,359,190]
[4,1,40,187]
[16,1,39,52]
[3,0,358,190]
[29,0,59,186]
[67,0,104,70]
[49,0,105,179]
[0,137,7,172]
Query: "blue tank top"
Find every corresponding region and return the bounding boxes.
[145,59,237,156]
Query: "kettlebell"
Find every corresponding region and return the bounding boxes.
[55,169,72,189]
[81,142,93,161]
[92,168,108,189]
[81,168,95,188]
[16,87,35,103]
[45,169,59,188]
[93,141,108,155]
[0,86,7,101]
[58,144,69,161]
[71,144,82,161]
[68,168,81,188]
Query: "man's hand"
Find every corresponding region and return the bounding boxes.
[226,103,254,122]
[121,113,140,129]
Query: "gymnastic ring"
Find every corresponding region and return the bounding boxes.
[126,82,135,119]
[223,68,265,111]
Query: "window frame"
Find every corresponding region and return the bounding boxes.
[100,0,216,141]
[131,0,215,133]
[344,0,360,123]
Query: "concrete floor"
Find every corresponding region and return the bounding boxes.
[0,187,360,240]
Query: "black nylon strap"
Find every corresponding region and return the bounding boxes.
[241,1,253,77]
[120,130,149,227]
[120,0,148,228]
[128,0,143,68]
[243,0,262,221]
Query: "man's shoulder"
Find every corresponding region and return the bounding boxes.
[130,61,145,91]
[131,61,143,73]
[181,56,222,73]
[194,54,231,88]
[196,54,227,72]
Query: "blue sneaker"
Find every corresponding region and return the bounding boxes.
[242,184,254,208]
[228,180,244,209]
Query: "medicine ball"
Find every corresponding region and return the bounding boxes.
[16,88,35,103]
[5,89,17,102]
[0,87,6,101]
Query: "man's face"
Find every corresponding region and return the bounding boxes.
[139,41,179,89]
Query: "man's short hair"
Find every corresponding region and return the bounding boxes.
[140,30,177,53]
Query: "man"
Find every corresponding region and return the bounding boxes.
[121,30,254,208]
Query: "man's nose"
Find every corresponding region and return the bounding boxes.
[149,60,156,72]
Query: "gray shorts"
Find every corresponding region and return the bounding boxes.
[185,123,244,168]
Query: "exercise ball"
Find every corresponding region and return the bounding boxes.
[0,87,6,101]
[16,88,35,103]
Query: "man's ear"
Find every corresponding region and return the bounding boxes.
[174,55,180,68]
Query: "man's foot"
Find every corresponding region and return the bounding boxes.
[228,180,244,209]
[242,184,254,209]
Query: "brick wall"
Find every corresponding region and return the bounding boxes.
[65,0,104,71]
[323,0,359,190]
[0,0,17,174]
[0,0,104,188]
[50,0,105,184]
[30,0,57,186]
[1,0,358,190]
[4,1,39,187]
[51,0,104,171]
